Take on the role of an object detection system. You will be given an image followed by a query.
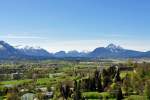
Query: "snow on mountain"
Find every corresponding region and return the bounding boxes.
[15,45,51,57]
[0,44,5,49]
[0,41,20,59]
[15,45,42,50]
[0,41,150,59]
[106,43,123,50]
[106,43,124,53]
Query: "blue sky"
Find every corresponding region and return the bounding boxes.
[0,0,150,52]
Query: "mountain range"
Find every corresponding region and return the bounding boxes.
[0,40,150,59]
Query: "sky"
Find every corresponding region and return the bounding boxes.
[0,0,150,52]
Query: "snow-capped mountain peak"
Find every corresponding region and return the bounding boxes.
[0,44,5,49]
[0,40,16,51]
[15,45,51,57]
[106,44,123,50]
[0,40,7,45]
[15,45,42,50]
[106,44,124,53]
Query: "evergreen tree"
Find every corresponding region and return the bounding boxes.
[103,75,110,89]
[97,74,103,92]
[114,68,121,82]
[60,83,70,100]
[116,87,123,100]
[90,77,96,91]
[94,69,99,88]
[108,66,116,78]
[144,81,150,100]
[74,80,81,100]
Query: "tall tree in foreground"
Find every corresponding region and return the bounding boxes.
[116,86,123,100]
[144,81,150,100]
[114,68,121,82]
[74,80,81,100]
[60,83,70,100]
[97,74,103,92]
[94,69,103,92]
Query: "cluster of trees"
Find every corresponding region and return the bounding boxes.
[0,86,20,100]
[59,62,150,100]
[122,62,150,99]
[80,66,122,99]
[59,65,123,100]
[59,80,81,100]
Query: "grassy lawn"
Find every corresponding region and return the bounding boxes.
[124,95,147,100]
[36,78,55,85]
[82,92,113,99]
[82,92,102,99]
[1,79,32,85]
[1,76,73,86]
[1,78,54,86]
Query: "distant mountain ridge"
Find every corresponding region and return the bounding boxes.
[54,50,87,58]
[0,41,21,59]
[15,45,52,57]
[0,41,53,59]
[0,40,150,59]
[88,44,144,58]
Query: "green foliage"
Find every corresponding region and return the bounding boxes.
[0,96,3,100]
[1,60,150,99]
[6,87,20,100]
[131,73,144,94]
[116,87,123,100]
[127,59,134,66]
[120,71,130,79]
[73,80,82,100]
[47,83,52,92]
[144,81,150,100]
[1,79,32,85]
[36,89,44,100]
[122,74,133,95]
[6,93,20,100]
